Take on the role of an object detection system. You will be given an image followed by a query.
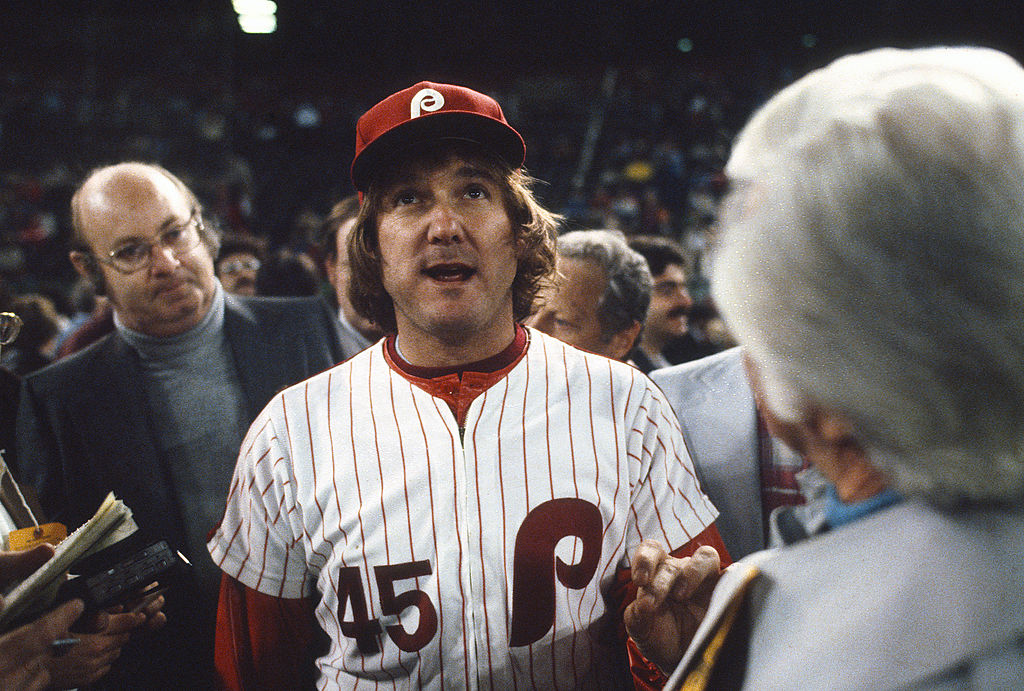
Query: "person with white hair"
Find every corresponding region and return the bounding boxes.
[528,229,652,362]
[623,45,1024,689]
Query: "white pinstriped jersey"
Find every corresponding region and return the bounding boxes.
[208,329,717,689]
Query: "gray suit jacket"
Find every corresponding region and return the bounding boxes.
[14,292,343,689]
[669,500,1024,689]
[15,293,344,536]
[651,348,766,559]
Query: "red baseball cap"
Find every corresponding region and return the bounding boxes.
[350,81,526,191]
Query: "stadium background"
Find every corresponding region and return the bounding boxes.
[2,1,1021,300]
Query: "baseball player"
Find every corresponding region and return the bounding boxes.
[208,81,727,689]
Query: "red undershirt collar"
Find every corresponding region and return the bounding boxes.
[384,324,530,427]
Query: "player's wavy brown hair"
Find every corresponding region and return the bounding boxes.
[348,141,560,334]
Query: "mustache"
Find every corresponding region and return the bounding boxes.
[420,248,475,268]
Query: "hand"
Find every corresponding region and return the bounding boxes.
[623,540,721,674]
[45,608,144,689]
[0,544,56,594]
[46,585,168,688]
[0,598,84,691]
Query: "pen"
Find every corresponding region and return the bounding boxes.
[50,638,80,656]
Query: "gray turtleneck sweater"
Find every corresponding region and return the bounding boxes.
[114,283,247,593]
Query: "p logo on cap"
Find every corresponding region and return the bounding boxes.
[411,88,445,118]
[350,81,526,191]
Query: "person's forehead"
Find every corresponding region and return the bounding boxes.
[218,250,257,264]
[83,171,191,243]
[654,263,687,282]
[556,258,607,313]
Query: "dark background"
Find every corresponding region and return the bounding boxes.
[2,1,1022,292]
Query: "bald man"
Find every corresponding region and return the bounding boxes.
[15,162,344,689]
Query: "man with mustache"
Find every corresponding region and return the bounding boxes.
[15,162,345,689]
[627,236,718,373]
[208,82,727,689]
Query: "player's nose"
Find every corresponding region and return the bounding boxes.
[425,201,465,245]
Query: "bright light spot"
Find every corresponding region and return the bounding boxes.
[677,38,693,53]
[239,14,277,34]
[233,0,277,13]
[801,33,817,48]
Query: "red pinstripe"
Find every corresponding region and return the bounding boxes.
[207,332,717,688]
[387,367,419,681]
[324,369,350,661]
[468,387,497,688]
[348,364,373,680]
[432,394,472,684]
[408,387,447,688]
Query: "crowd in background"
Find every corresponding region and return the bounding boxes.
[0,56,794,374]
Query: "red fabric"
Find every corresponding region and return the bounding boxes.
[614,524,732,690]
[351,81,525,190]
[214,574,317,691]
[384,324,529,426]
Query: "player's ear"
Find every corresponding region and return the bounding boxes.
[70,250,107,297]
[607,321,643,362]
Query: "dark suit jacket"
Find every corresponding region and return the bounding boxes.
[14,292,343,689]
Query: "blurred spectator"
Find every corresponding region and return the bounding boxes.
[315,194,383,357]
[51,275,98,355]
[528,229,650,363]
[0,293,62,376]
[215,234,266,297]
[628,235,716,372]
[254,247,321,297]
[54,298,113,359]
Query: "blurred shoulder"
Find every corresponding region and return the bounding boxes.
[650,347,747,403]
[227,292,333,324]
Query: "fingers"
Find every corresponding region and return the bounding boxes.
[668,546,721,603]
[631,539,669,588]
[0,598,83,691]
[37,599,87,642]
[45,632,127,688]
[635,543,720,607]
[99,611,146,635]
[623,542,723,674]
[144,610,168,632]
[0,544,56,588]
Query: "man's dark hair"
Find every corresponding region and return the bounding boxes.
[628,235,690,277]
[316,194,361,263]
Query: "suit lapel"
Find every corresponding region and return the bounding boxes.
[222,295,271,420]
[80,336,188,546]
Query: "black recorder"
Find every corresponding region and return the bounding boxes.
[56,530,189,613]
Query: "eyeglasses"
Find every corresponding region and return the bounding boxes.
[219,257,261,275]
[0,312,23,347]
[95,211,204,273]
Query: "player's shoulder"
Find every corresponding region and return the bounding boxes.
[271,338,385,402]
[527,328,654,388]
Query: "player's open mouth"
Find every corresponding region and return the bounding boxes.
[423,263,476,282]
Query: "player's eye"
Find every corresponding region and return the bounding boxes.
[392,189,419,206]
[464,183,489,200]
[111,242,150,263]
[554,317,576,332]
